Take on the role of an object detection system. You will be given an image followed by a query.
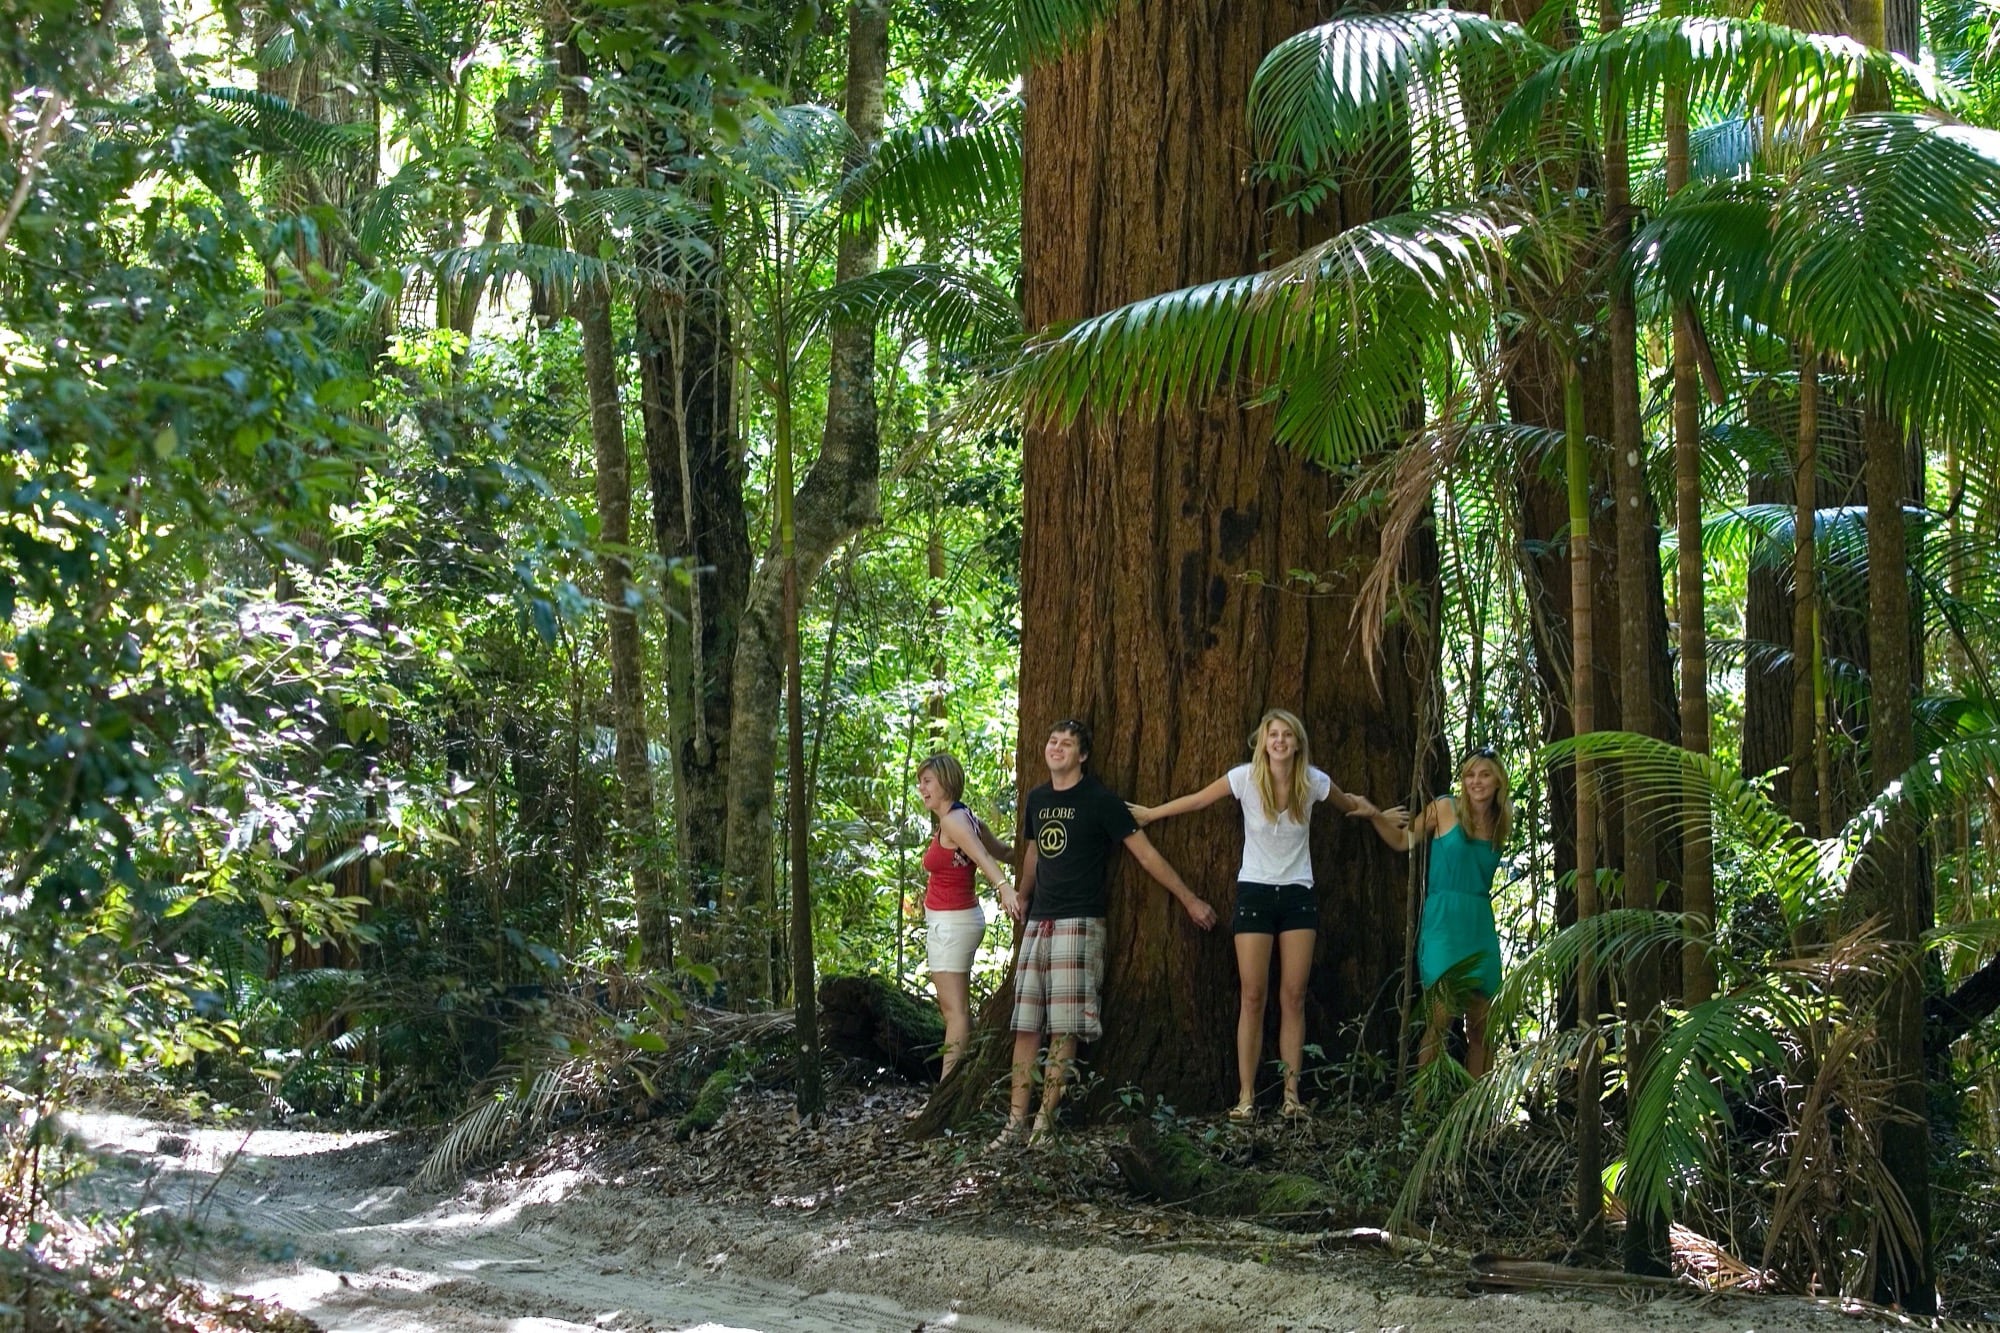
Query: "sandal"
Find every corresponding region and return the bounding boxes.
[1280,1098,1310,1120]
[1227,1100,1258,1123]
[988,1121,1025,1151]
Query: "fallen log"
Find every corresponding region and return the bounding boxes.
[817,973,944,1085]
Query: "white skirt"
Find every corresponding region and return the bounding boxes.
[925,905,986,973]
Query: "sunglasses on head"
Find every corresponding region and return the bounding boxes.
[1468,745,1498,760]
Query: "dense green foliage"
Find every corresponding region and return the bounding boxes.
[5,0,2000,1314]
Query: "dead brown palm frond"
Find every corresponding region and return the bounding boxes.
[414,1065,569,1192]
[1767,915,1900,999]
[1759,1015,1925,1297]
[1346,338,1525,682]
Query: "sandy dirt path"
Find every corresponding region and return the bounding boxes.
[57,1111,1891,1332]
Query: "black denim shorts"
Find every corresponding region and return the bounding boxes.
[1231,881,1317,935]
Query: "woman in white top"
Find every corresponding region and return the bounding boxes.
[1130,709,1369,1120]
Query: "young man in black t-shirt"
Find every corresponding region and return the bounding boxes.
[993,719,1216,1147]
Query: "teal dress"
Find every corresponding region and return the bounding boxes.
[1417,824,1503,997]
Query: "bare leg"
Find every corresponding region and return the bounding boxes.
[1000,1028,1041,1140]
[1233,932,1274,1111]
[1275,929,1316,1108]
[1466,994,1492,1079]
[933,970,973,1079]
[1420,997,1450,1069]
[1033,1033,1078,1140]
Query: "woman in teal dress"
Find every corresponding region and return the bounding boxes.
[1358,749,1512,1077]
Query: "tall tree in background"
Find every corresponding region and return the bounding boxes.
[639,178,750,929]
[1599,0,1670,1276]
[550,1,672,966]
[722,1,890,1002]
[1849,0,1932,1305]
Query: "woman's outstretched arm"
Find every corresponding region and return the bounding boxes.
[1127,774,1234,827]
[975,818,1015,865]
[1350,796,1431,851]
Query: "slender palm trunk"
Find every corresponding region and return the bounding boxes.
[1600,0,1668,1271]
[1848,0,1934,1307]
[1564,364,1604,1255]
[776,352,821,1115]
[1789,352,1825,835]
[1665,57,1714,1006]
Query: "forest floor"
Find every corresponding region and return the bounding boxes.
[57,1088,1946,1333]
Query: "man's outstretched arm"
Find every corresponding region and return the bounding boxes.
[1121,830,1216,930]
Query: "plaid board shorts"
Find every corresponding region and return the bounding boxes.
[1010,916,1107,1041]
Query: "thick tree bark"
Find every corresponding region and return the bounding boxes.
[997,0,1432,1117]
[553,4,671,966]
[720,1,889,1003]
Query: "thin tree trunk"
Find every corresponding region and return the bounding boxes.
[1790,352,1825,835]
[1860,405,1934,1310]
[720,0,889,1004]
[553,2,671,967]
[1665,59,1714,1006]
[1848,0,1934,1305]
[1564,362,1604,1258]
[777,355,822,1115]
[1599,0,1668,1271]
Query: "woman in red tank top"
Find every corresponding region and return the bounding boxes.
[916,753,1016,1078]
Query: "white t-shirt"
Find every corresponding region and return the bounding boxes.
[1227,763,1332,886]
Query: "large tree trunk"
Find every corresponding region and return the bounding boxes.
[639,269,749,923]
[552,3,671,966]
[719,1,888,1004]
[1000,0,1432,1116]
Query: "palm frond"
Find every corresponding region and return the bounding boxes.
[195,86,373,165]
[801,263,1021,362]
[422,241,697,309]
[971,0,1130,78]
[413,1067,564,1191]
[1535,732,1833,920]
[1623,988,1791,1225]
[1004,205,1516,465]
[839,95,1020,237]
[1248,11,1546,203]
[1491,908,1704,1031]
[1388,1024,1599,1230]
[1486,17,1935,160]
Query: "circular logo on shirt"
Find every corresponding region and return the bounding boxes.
[1038,821,1068,857]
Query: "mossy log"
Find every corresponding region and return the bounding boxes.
[1112,1121,1360,1229]
[817,973,944,1084]
[674,1063,737,1140]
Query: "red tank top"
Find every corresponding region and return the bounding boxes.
[923,804,979,911]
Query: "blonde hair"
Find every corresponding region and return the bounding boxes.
[1248,709,1312,823]
[1453,752,1513,844]
[918,752,966,803]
